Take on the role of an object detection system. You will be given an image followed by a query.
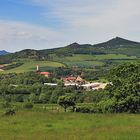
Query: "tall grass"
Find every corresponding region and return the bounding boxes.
[0,110,139,140]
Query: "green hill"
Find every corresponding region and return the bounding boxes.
[39,37,140,57]
[0,37,140,73]
[1,37,140,61]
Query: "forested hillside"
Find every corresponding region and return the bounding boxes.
[0,37,140,75]
[0,37,140,63]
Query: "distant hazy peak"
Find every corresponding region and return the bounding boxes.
[0,50,9,55]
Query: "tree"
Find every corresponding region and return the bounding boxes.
[39,93,50,103]
[13,95,24,102]
[105,63,140,113]
[29,93,39,103]
[58,95,76,112]
[50,88,64,103]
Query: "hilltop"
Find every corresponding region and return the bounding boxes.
[94,37,139,47]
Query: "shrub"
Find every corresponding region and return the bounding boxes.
[75,103,111,114]
[23,102,34,109]
[0,101,11,108]
[76,104,97,113]
[4,108,16,116]
[76,106,91,113]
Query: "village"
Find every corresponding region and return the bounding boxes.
[37,65,108,91]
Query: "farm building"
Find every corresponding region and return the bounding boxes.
[76,76,85,83]
[61,76,77,82]
[82,82,108,90]
[44,83,57,86]
[36,65,51,77]
[38,72,51,77]
[61,75,85,86]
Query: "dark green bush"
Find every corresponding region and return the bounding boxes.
[4,108,16,116]
[0,101,11,108]
[23,102,34,109]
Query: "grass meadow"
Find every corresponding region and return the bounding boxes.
[63,60,104,68]
[2,60,65,73]
[0,107,139,140]
[54,54,137,68]
[0,54,138,73]
[64,54,136,61]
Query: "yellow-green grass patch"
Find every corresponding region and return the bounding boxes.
[1,61,65,73]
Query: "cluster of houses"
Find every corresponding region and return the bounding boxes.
[61,76,107,90]
[61,76,85,86]
[36,65,108,91]
[45,75,107,91]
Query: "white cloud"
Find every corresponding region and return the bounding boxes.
[30,0,140,43]
[0,0,140,51]
[0,20,62,52]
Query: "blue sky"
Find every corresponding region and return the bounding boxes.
[0,0,62,28]
[0,0,140,52]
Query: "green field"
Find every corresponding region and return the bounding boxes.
[59,54,137,67]
[64,54,136,61]
[1,60,65,73]
[55,54,137,68]
[0,110,139,140]
[63,60,104,68]
[0,54,138,73]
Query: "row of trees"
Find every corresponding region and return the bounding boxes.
[0,72,51,85]
[0,83,100,104]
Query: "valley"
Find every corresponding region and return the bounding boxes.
[0,37,140,140]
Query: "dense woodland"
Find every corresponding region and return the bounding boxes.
[0,63,140,113]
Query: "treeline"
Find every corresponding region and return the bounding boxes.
[2,63,23,70]
[0,72,52,85]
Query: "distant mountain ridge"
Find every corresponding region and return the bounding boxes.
[0,37,140,64]
[0,50,10,55]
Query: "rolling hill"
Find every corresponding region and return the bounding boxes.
[1,37,140,61]
[0,37,140,73]
[39,37,140,57]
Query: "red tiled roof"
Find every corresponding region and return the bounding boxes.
[65,77,77,81]
[38,72,50,75]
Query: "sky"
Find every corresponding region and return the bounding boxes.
[0,0,140,52]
